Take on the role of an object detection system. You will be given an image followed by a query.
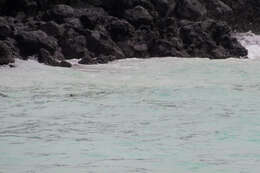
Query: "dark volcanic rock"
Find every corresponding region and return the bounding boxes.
[78,7,109,30]
[179,19,247,58]
[80,54,116,64]
[124,6,154,27]
[59,28,87,59]
[204,0,233,20]
[151,0,170,16]
[0,40,15,65]
[117,26,158,58]
[38,48,59,66]
[59,60,72,67]
[39,21,65,38]
[221,0,260,33]
[1,0,38,16]
[107,18,134,42]
[101,0,133,17]
[0,17,13,39]
[151,38,187,57]
[38,48,71,67]
[78,51,95,64]
[64,18,82,29]
[83,29,125,59]
[45,4,74,23]
[0,0,256,67]
[176,0,207,21]
[16,30,58,57]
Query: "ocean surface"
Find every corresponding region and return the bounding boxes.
[1,32,260,173]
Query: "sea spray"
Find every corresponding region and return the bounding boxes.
[235,32,260,59]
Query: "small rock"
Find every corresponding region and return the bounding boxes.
[78,51,95,64]
[97,55,116,64]
[9,64,16,68]
[59,60,72,68]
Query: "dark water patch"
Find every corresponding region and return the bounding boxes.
[75,138,92,142]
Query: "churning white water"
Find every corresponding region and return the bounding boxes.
[0,33,260,173]
[236,31,260,59]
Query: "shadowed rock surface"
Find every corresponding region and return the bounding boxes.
[0,40,16,65]
[0,0,257,66]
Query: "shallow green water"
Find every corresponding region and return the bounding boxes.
[1,56,260,173]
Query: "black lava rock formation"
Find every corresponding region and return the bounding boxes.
[0,0,255,67]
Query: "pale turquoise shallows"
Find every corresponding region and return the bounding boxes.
[1,56,260,173]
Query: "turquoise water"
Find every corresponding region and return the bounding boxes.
[1,33,260,173]
[1,57,260,173]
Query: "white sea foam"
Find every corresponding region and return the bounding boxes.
[235,31,260,59]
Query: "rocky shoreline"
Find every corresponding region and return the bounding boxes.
[0,0,258,67]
